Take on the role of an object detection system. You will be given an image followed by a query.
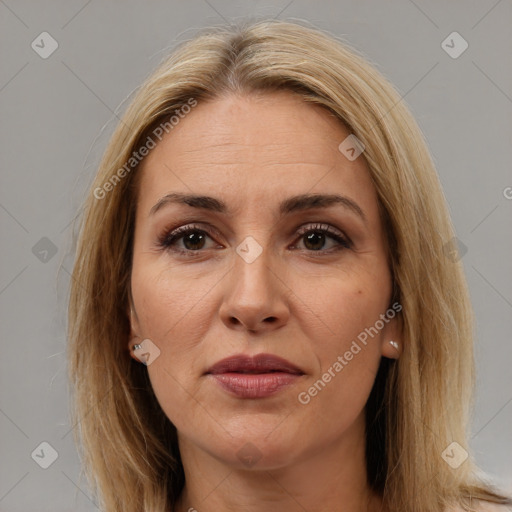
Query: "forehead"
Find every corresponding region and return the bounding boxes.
[136,91,377,217]
[143,91,350,167]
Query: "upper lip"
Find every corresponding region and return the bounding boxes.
[206,353,304,375]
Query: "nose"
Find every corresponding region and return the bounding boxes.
[219,245,290,334]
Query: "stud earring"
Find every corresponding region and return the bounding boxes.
[132,343,142,352]
[389,340,399,351]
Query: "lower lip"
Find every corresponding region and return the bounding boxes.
[209,372,302,398]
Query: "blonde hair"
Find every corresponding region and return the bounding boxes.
[67,18,512,512]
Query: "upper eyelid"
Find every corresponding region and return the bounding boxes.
[161,222,349,246]
[166,221,344,235]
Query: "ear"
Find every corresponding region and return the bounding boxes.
[127,297,142,361]
[380,315,403,360]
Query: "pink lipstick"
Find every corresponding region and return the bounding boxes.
[206,353,304,398]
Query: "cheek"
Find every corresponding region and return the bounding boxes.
[291,267,390,404]
[131,261,216,428]
[297,266,391,353]
[131,257,218,341]
[293,279,386,426]
[130,259,218,394]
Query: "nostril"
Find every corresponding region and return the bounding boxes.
[227,316,277,329]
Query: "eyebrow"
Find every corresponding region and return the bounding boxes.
[149,192,367,223]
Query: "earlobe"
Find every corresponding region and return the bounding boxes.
[127,302,142,360]
[127,326,141,361]
[381,316,402,359]
[128,338,143,361]
[382,339,401,359]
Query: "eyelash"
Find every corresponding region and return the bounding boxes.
[156,222,352,257]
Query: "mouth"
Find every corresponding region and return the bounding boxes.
[206,353,304,375]
[205,353,305,398]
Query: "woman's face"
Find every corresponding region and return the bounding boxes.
[129,91,400,469]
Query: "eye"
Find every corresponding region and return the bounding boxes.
[291,223,351,253]
[157,222,351,257]
[157,224,220,255]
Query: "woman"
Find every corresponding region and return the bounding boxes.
[68,19,512,512]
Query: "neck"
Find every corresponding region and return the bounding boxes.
[173,412,386,512]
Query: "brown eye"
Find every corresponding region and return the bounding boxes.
[293,223,351,253]
[158,224,219,254]
[303,231,328,251]
[180,231,208,251]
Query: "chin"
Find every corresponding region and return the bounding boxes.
[216,439,300,471]
[203,421,303,471]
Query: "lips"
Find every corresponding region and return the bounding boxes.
[206,353,304,376]
[206,353,304,399]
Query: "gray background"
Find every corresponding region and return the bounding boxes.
[1,1,511,510]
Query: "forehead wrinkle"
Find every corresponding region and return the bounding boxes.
[178,141,317,153]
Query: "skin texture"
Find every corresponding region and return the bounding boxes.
[128,91,401,512]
